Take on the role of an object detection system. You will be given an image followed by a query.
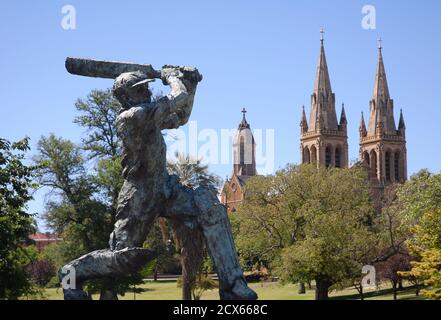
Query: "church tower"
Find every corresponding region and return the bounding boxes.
[221,108,257,212]
[233,108,257,176]
[359,40,407,185]
[300,30,349,168]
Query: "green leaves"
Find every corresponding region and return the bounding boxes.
[234,164,378,291]
[0,137,37,299]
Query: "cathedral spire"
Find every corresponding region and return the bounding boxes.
[314,28,332,96]
[308,28,338,131]
[372,38,390,105]
[300,30,348,169]
[367,39,396,136]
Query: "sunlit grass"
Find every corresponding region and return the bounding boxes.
[36,280,424,300]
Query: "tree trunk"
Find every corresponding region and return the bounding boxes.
[398,279,403,290]
[357,284,364,301]
[153,266,158,282]
[315,278,331,300]
[307,281,312,290]
[182,277,192,300]
[392,282,397,300]
[99,289,118,300]
[298,282,306,294]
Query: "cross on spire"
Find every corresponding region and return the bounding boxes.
[242,107,247,120]
[320,27,324,45]
[378,37,382,50]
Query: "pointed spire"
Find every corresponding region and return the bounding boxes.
[239,107,250,129]
[372,38,390,106]
[398,109,406,130]
[314,28,332,96]
[360,111,367,136]
[339,103,347,125]
[301,105,308,133]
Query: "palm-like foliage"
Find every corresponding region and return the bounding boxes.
[166,152,221,189]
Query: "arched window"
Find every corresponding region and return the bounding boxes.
[385,151,391,182]
[325,146,332,168]
[394,151,400,182]
[335,147,342,168]
[310,145,317,164]
[370,151,378,181]
[363,151,370,166]
[239,136,245,165]
[303,147,310,164]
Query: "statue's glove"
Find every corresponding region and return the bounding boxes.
[161,65,202,86]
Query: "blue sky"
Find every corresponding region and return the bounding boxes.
[1,1,440,230]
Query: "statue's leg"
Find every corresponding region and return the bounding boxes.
[193,186,257,300]
[61,181,159,300]
[163,176,257,300]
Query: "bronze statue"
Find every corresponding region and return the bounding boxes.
[61,58,257,300]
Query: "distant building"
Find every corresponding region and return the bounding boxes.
[29,232,62,251]
[221,108,257,213]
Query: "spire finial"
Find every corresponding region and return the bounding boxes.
[378,37,382,51]
[320,27,324,45]
[238,107,250,129]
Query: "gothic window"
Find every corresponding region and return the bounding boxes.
[370,151,378,181]
[303,147,310,164]
[310,145,317,164]
[394,151,400,182]
[363,151,370,166]
[325,146,332,168]
[335,147,342,168]
[385,151,391,182]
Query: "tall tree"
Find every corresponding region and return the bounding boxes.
[234,164,379,300]
[0,137,38,299]
[34,134,111,253]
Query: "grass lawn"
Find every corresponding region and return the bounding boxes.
[36,280,424,300]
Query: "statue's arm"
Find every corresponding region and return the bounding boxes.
[153,66,201,130]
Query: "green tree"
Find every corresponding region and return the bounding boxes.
[390,170,441,299]
[402,209,441,299]
[0,137,38,299]
[234,164,379,300]
[34,134,111,254]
